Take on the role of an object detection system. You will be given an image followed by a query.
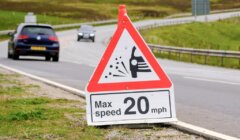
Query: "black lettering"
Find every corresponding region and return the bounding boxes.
[106,110,110,116]
[116,108,121,115]
[95,101,102,108]
[162,107,167,112]
[107,102,112,107]
[124,97,136,115]
[95,109,122,118]
[137,96,149,114]
[151,107,167,114]
[151,108,158,113]
[102,102,107,108]
[100,111,105,118]
[95,111,100,117]
[111,110,116,115]
[95,101,113,108]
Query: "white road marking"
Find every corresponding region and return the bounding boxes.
[0,64,86,98]
[184,76,240,85]
[60,60,97,67]
[170,121,240,140]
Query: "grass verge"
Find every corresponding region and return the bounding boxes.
[0,35,9,41]
[141,17,240,51]
[0,68,204,140]
[0,10,84,31]
[0,71,105,139]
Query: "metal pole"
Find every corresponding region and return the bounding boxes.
[194,0,197,20]
[205,0,208,22]
[204,55,207,64]
[178,52,181,60]
[239,46,240,66]
[221,56,224,66]
[190,53,193,62]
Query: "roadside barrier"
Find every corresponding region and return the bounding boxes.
[136,19,194,31]
[149,44,240,66]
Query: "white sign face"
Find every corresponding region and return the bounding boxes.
[86,89,176,125]
[86,8,176,126]
[25,13,36,23]
[99,29,159,84]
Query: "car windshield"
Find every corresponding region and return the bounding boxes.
[80,25,93,31]
[21,26,55,35]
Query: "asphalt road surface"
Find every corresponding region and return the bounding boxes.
[1,12,240,138]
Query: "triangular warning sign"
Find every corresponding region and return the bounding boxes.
[87,5,172,92]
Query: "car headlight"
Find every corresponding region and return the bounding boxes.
[78,33,83,36]
[90,33,95,37]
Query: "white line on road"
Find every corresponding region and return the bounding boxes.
[0,64,86,98]
[184,76,240,85]
[170,121,240,140]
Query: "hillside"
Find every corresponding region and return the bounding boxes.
[141,17,240,51]
[0,0,239,21]
[0,0,239,31]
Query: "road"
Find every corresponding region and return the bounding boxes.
[0,12,240,138]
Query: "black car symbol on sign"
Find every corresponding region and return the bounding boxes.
[129,46,151,78]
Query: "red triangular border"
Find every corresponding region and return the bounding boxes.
[86,15,172,93]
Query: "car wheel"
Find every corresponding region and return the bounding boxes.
[77,37,80,41]
[45,56,51,61]
[52,56,59,62]
[7,51,12,59]
[12,52,19,60]
[92,38,95,42]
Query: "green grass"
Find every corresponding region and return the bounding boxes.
[141,18,240,51]
[141,17,240,68]
[0,72,106,139]
[0,35,9,41]
[0,10,83,31]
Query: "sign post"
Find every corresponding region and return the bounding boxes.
[192,0,210,17]
[86,5,177,126]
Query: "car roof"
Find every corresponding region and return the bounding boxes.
[19,23,53,28]
[16,23,53,33]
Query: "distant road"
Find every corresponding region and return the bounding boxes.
[0,12,240,138]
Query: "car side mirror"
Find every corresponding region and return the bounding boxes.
[8,32,14,36]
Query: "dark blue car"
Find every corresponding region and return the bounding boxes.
[8,23,60,62]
